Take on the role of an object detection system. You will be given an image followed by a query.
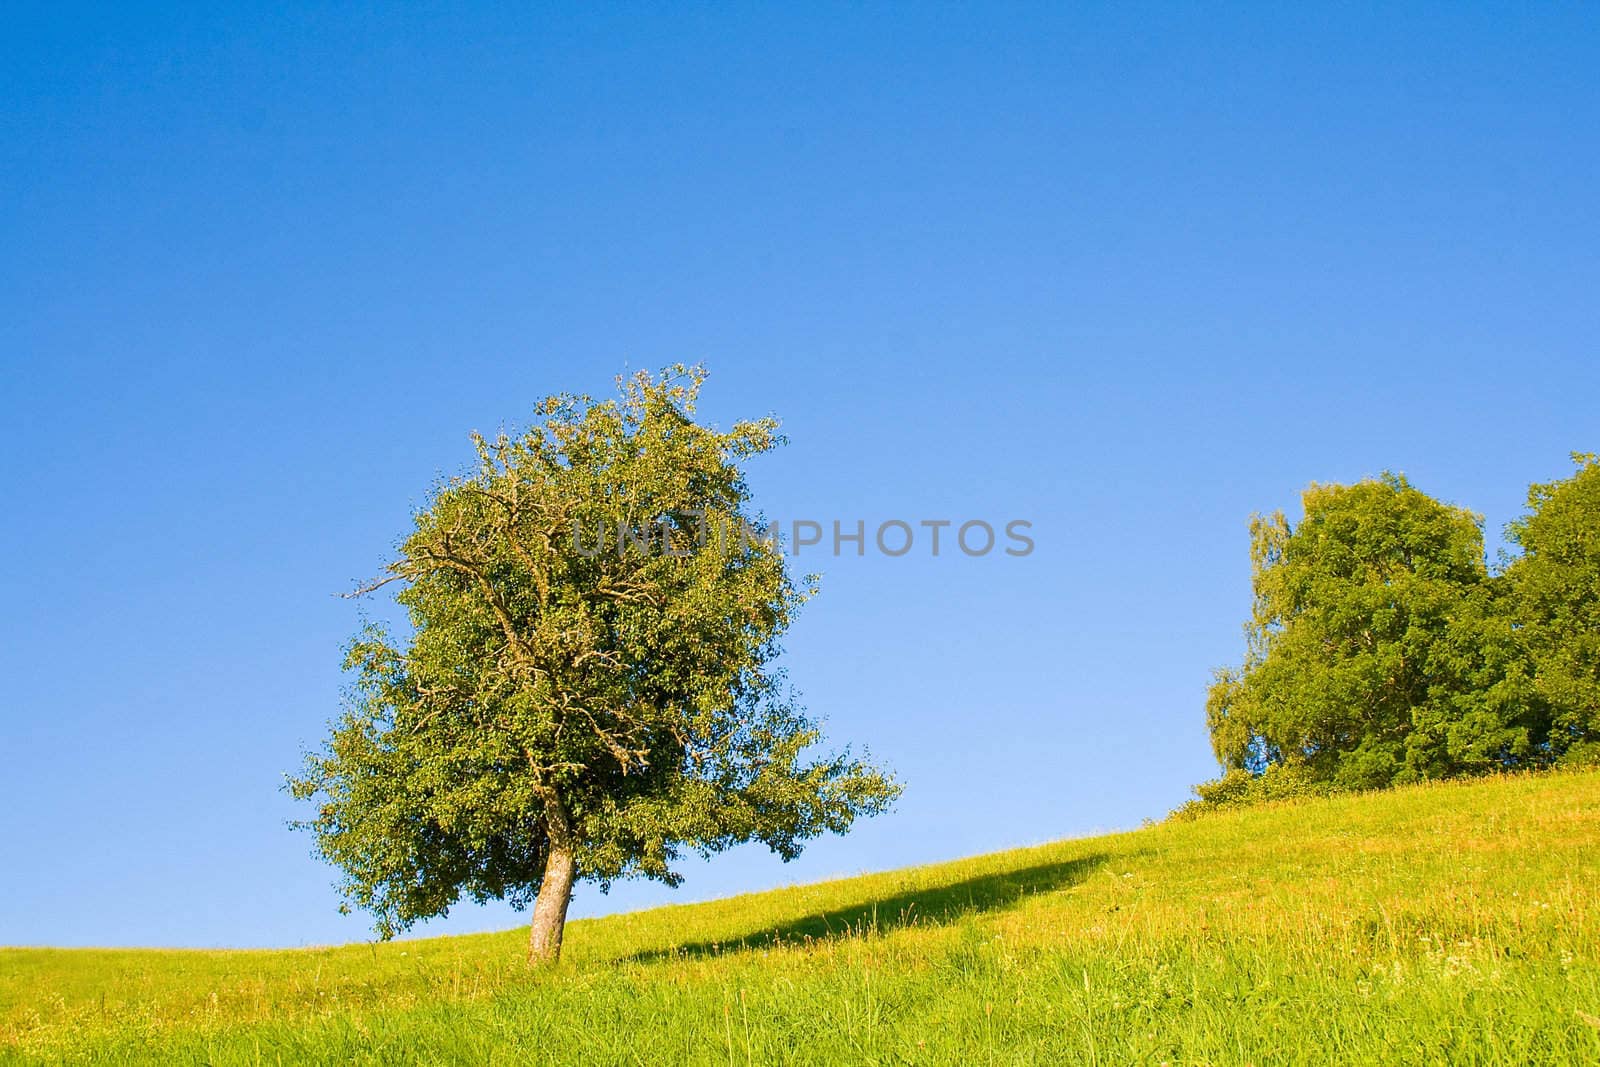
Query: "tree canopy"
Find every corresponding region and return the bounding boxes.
[290,366,899,961]
[1203,473,1555,796]
[1505,454,1600,767]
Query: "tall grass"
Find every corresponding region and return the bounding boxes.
[4,771,1598,1063]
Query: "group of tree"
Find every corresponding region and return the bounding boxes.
[1192,454,1600,813]
[290,367,898,962]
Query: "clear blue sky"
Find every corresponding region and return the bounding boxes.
[3,5,1596,948]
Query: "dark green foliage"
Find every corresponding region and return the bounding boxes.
[1505,454,1600,767]
[1193,461,1598,813]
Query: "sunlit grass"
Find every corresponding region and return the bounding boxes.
[5,771,1599,1063]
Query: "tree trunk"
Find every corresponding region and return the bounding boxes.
[527,795,576,965]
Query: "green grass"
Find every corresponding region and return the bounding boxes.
[5,771,1600,1064]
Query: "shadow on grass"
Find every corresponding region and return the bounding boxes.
[622,851,1112,964]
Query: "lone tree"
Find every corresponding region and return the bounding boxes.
[291,366,898,962]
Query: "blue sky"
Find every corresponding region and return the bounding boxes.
[2,4,1595,947]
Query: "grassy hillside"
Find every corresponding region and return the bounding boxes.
[5,771,1599,1064]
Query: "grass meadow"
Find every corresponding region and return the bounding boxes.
[4,770,1599,1064]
